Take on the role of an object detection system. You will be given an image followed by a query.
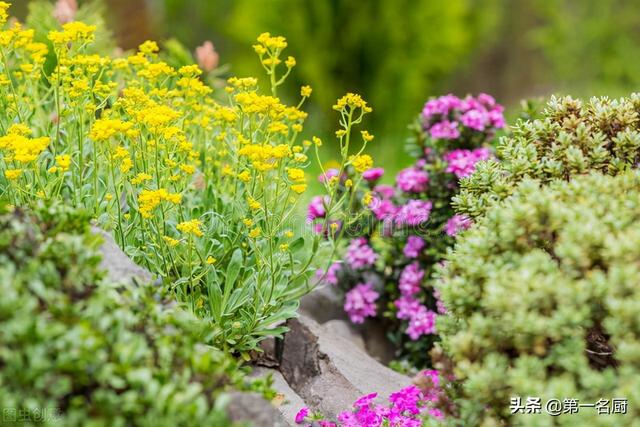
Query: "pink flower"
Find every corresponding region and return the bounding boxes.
[307,196,327,222]
[374,184,395,199]
[429,120,460,140]
[345,238,378,269]
[421,370,441,401]
[389,385,423,415]
[399,262,424,296]
[295,407,309,424]
[354,393,378,408]
[445,214,472,236]
[403,236,425,258]
[395,200,432,226]
[406,306,437,340]
[195,41,219,72]
[422,94,463,118]
[344,283,379,324]
[460,109,488,131]
[54,0,77,24]
[433,287,447,314]
[395,296,422,320]
[319,168,340,183]
[370,198,396,221]
[396,167,429,193]
[362,167,385,182]
[315,262,341,286]
[443,148,491,179]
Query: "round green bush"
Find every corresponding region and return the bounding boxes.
[454,94,640,218]
[0,203,241,426]
[436,173,640,426]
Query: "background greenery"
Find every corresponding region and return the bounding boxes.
[14,0,640,177]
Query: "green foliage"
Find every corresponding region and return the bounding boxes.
[454,94,640,218]
[436,173,640,425]
[0,203,241,426]
[159,0,500,136]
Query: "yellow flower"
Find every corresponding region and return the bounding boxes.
[301,85,313,97]
[279,243,289,251]
[345,179,353,188]
[177,219,204,237]
[243,218,253,227]
[247,196,262,211]
[206,256,217,265]
[55,154,71,172]
[287,168,306,182]
[312,136,322,147]
[237,170,251,182]
[4,169,22,180]
[350,154,373,173]
[131,173,153,185]
[90,118,132,142]
[285,56,296,68]
[248,227,261,238]
[362,192,373,206]
[48,22,96,44]
[291,184,307,194]
[180,164,196,175]
[138,189,182,218]
[333,92,372,113]
[361,130,375,142]
[163,236,180,247]
[138,40,160,55]
[284,230,294,238]
[105,193,113,201]
[0,2,9,25]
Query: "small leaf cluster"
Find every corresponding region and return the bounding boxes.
[436,173,640,425]
[0,202,242,426]
[455,94,640,218]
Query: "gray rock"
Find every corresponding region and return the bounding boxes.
[299,285,347,323]
[280,314,411,419]
[92,227,153,285]
[252,367,306,426]
[322,320,365,350]
[224,391,289,427]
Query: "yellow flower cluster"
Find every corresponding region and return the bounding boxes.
[138,189,182,218]
[48,22,96,44]
[0,125,49,164]
[177,219,203,237]
[90,118,134,142]
[333,92,373,113]
[0,1,8,25]
[350,154,374,173]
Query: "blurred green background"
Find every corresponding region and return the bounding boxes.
[13,0,640,176]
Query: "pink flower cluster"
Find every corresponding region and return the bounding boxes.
[444,214,472,236]
[403,236,425,258]
[442,148,491,179]
[345,238,378,269]
[344,283,379,324]
[422,93,505,140]
[396,167,429,193]
[395,262,437,340]
[295,382,444,426]
[394,200,432,227]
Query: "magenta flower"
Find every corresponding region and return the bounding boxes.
[374,184,395,199]
[362,167,385,182]
[395,296,422,320]
[396,167,429,193]
[443,147,491,179]
[429,120,460,140]
[345,238,378,269]
[318,168,339,183]
[445,214,472,236]
[295,407,309,424]
[395,200,432,226]
[344,283,379,324]
[403,235,425,258]
[406,306,437,340]
[399,262,425,296]
[433,287,447,314]
[371,198,396,221]
[460,109,488,131]
[307,195,327,222]
[315,261,341,286]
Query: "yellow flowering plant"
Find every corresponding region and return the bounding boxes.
[0,4,375,355]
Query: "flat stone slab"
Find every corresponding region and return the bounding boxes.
[280,314,411,419]
[92,227,153,285]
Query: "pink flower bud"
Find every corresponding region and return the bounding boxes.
[195,41,219,72]
[54,0,77,25]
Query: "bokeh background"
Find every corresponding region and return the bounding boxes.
[13,0,640,176]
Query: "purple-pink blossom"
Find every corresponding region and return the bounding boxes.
[344,283,379,324]
[445,214,472,236]
[370,198,396,221]
[395,296,422,320]
[429,120,460,140]
[398,262,425,296]
[362,167,385,182]
[374,184,395,199]
[396,167,429,193]
[403,236,425,258]
[394,200,432,226]
[443,147,491,179]
[316,261,341,286]
[345,238,378,269]
[307,195,327,222]
[295,407,308,424]
[319,168,340,183]
[406,306,437,340]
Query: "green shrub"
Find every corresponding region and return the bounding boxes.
[454,94,640,218]
[0,203,241,426]
[436,173,640,426]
